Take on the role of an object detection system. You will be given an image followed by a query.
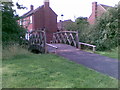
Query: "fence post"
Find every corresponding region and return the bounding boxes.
[76,31,80,49]
[43,29,47,54]
[93,46,96,53]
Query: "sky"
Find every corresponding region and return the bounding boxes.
[12,0,119,21]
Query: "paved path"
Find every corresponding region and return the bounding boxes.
[48,44,119,79]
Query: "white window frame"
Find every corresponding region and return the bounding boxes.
[23,19,26,25]
[29,29,32,32]
[30,16,32,23]
[20,19,22,25]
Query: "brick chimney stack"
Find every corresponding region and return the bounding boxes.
[92,2,97,18]
[44,0,49,8]
[30,5,34,10]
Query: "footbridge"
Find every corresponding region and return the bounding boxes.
[28,29,96,53]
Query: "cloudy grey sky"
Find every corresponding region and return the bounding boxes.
[12,0,119,21]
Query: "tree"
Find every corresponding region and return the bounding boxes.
[86,4,119,50]
[64,17,89,42]
[1,2,26,46]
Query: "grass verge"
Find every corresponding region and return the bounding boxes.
[2,48,118,88]
[96,47,118,59]
[84,47,118,59]
[2,45,31,60]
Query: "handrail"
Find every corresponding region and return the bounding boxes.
[53,31,77,34]
[79,42,96,47]
[46,43,58,49]
[79,42,96,52]
[46,43,58,53]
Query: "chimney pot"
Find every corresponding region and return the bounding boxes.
[92,2,97,9]
[44,0,49,7]
[44,0,49,2]
[92,2,97,16]
[30,5,34,10]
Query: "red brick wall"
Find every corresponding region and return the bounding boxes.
[45,8,57,43]
[18,16,33,32]
[97,5,106,18]
[44,2,57,43]
[27,16,33,32]
[88,2,97,24]
[88,2,106,24]
[32,2,57,43]
[33,6,44,30]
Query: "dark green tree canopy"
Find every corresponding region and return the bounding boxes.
[75,17,88,25]
[2,2,26,45]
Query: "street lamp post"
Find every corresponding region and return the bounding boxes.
[61,14,64,31]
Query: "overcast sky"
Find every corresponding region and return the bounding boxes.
[12,0,119,21]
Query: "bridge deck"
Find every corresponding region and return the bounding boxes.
[47,44,119,79]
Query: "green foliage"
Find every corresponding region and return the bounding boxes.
[75,17,88,25]
[64,17,89,42]
[65,4,119,51]
[2,2,26,46]
[87,5,119,50]
[64,21,78,31]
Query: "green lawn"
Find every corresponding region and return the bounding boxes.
[96,47,118,59]
[2,53,118,88]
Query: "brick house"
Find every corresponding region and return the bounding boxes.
[88,2,111,24]
[18,0,57,43]
[57,19,73,31]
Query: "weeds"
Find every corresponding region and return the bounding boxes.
[2,45,31,60]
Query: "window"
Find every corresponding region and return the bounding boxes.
[30,29,32,32]
[20,20,22,25]
[22,19,25,25]
[30,16,32,23]
[25,33,29,40]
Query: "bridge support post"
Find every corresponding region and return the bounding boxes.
[44,30,47,54]
[76,31,80,49]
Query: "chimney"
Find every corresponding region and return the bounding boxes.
[92,2,97,18]
[44,0,49,8]
[30,5,34,10]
